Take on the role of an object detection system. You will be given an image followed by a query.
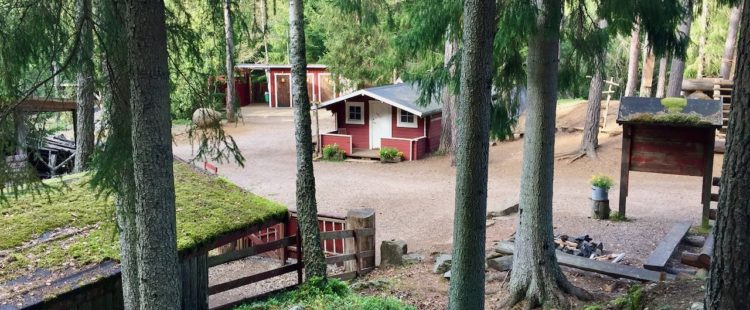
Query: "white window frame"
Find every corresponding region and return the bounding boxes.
[397,108,418,128]
[345,101,365,125]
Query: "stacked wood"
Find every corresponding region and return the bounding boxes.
[554,234,604,258]
[680,227,715,269]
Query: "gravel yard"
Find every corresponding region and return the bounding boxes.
[174,103,722,305]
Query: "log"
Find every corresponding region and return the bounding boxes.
[591,199,611,219]
[644,221,691,271]
[680,251,707,269]
[699,228,715,267]
[495,242,673,282]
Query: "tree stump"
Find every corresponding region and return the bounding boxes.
[591,199,610,219]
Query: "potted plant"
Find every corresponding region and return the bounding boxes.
[379,147,402,163]
[590,174,613,201]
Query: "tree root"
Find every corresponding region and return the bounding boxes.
[501,273,593,309]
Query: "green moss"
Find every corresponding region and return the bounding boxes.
[625,112,714,126]
[660,97,687,113]
[0,162,287,282]
[610,285,644,310]
[690,224,712,236]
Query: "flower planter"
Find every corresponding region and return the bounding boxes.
[380,157,402,163]
[591,186,608,201]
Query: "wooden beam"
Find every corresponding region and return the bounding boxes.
[207,235,295,267]
[208,263,301,295]
[712,177,721,186]
[15,97,77,112]
[619,125,632,216]
[644,222,691,271]
[495,242,673,282]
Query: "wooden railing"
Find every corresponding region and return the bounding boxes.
[206,208,376,310]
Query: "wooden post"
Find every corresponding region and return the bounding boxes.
[13,110,27,155]
[619,125,632,217]
[701,129,715,228]
[279,223,288,266]
[180,253,209,310]
[344,208,375,275]
[295,222,303,285]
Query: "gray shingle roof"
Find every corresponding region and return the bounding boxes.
[318,83,441,117]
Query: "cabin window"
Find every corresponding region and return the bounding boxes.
[397,109,418,128]
[345,101,364,125]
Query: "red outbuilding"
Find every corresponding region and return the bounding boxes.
[316,83,442,161]
[235,64,337,107]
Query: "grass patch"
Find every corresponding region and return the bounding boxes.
[235,277,415,310]
[609,212,629,222]
[690,224,712,236]
[0,161,287,282]
[610,285,644,310]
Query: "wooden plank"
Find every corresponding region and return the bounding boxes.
[207,236,295,267]
[495,242,672,282]
[644,222,692,271]
[208,263,301,295]
[180,218,283,260]
[711,193,719,202]
[320,230,354,240]
[701,130,716,226]
[326,253,357,265]
[331,270,358,281]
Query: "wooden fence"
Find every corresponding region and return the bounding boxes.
[206,208,376,310]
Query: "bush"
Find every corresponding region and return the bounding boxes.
[590,173,614,191]
[379,147,401,160]
[322,144,345,161]
[235,277,415,310]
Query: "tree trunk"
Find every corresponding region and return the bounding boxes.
[720,5,742,80]
[667,0,693,97]
[289,0,327,280]
[696,0,708,78]
[656,56,668,98]
[438,38,458,166]
[124,0,181,308]
[579,57,604,159]
[99,0,139,306]
[624,22,640,97]
[448,0,494,309]
[506,0,590,307]
[261,0,270,63]
[639,44,655,97]
[706,1,750,307]
[74,0,95,173]
[224,0,237,122]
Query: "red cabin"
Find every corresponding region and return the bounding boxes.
[316,83,442,161]
[235,64,337,107]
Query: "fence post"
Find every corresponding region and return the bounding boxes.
[180,253,209,310]
[344,208,375,275]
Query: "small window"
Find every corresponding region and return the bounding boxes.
[397,109,418,128]
[345,102,364,125]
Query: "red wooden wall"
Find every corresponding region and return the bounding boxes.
[267,68,331,108]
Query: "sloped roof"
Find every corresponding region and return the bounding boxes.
[317,83,441,117]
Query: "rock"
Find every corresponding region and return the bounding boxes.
[433,254,452,274]
[402,253,424,264]
[487,203,519,218]
[380,240,408,267]
[683,235,706,247]
[192,108,221,128]
[687,91,711,100]
[487,255,513,272]
[690,302,704,310]
[443,270,451,279]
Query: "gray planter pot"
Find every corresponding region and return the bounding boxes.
[592,186,608,201]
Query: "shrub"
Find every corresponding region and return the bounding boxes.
[322,144,345,161]
[590,173,614,191]
[660,97,687,113]
[235,277,415,310]
[379,147,401,160]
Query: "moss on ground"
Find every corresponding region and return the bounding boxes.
[0,162,287,282]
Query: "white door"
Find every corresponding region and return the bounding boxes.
[369,101,392,149]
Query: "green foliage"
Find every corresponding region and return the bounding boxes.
[0,162,287,282]
[625,112,714,126]
[590,173,614,190]
[378,147,401,160]
[235,277,415,310]
[611,285,645,310]
[322,144,346,161]
[609,212,630,222]
[690,224,712,236]
[583,304,605,310]
[660,97,687,113]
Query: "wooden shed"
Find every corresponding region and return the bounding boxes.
[616,97,723,226]
[0,159,288,310]
[235,64,336,108]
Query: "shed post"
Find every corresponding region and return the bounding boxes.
[344,208,375,275]
[180,253,209,310]
[700,130,715,228]
[618,125,632,217]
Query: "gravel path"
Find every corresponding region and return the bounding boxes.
[174,104,722,268]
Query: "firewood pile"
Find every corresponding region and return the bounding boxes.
[554,234,624,263]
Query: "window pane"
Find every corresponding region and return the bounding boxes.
[401,110,414,123]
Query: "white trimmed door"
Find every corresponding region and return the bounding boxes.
[369,101,392,149]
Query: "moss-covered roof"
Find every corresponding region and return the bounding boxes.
[0,161,287,283]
